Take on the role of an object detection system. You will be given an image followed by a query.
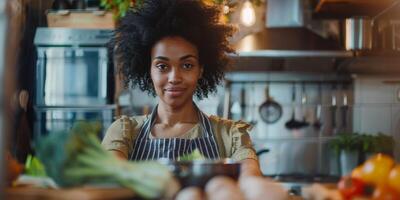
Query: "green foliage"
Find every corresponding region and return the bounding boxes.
[211,0,262,6]
[367,133,394,154]
[250,0,263,6]
[35,130,70,184]
[24,155,47,177]
[329,133,362,153]
[329,132,395,155]
[178,149,205,161]
[100,0,262,21]
[100,0,139,20]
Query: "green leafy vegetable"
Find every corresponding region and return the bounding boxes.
[24,155,47,177]
[178,149,205,161]
[35,121,179,199]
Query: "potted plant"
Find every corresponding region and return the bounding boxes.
[360,133,394,161]
[330,133,396,175]
[100,0,143,20]
[329,133,362,176]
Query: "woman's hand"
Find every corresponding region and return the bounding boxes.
[175,175,290,200]
[240,158,262,178]
[205,176,245,200]
[238,159,289,200]
[239,176,289,200]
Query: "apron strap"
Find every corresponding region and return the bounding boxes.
[129,106,157,160]
[197,109,220,158]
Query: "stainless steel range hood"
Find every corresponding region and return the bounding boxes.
[228,26,353,72]
[232,27,353,58]
[230,0,352,58]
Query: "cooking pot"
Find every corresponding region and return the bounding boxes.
[158,159,240,188]
[344,1,400,51]
[344,17,373,50]
[345,17,373,50]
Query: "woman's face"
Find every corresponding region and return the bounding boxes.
[150,36,203,108]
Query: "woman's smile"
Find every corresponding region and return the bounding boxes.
[164,87,186,97]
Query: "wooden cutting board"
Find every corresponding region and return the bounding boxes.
[5,186,137,200]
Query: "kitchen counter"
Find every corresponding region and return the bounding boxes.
[5,186,137,200]
[7,185,307,200]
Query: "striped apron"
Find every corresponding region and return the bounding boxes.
[129,105,221,161]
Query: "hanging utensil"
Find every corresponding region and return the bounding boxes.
[216,94,224,117]
[330,84,337,135]
[240,84,246,120]
[256,148,270,156]
[300,83,310,127]
[259,83,283,124]
[285,83,307,130]
[313,83,323,130]
[223,81,231,119]
[230,84,242,120]
[341,85,349,132]
[247,83,258,126]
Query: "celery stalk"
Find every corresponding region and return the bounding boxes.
[36,121,180,199]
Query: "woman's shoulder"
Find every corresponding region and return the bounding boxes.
[107,115,148,133]
[208,115,252,134]
[102,115,149,156]
[207,115,255,160]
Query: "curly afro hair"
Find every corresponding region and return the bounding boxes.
[110,0,235,99]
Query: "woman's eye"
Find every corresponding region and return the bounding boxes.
[182,63,193,69]
[156,63,168,71]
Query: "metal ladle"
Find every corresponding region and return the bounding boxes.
[330,84,337,135]
[247,83,258,126]
[341,85,349,132]
[285,83,308,130]
[300,83,310,127]
[313,83,323,130]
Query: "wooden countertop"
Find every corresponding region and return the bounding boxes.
[5,186,137,200]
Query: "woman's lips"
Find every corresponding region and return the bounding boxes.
[164,88,186,97]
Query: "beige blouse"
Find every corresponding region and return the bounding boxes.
[101,115,258,162]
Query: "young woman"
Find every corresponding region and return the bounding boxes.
[102,0,261,177]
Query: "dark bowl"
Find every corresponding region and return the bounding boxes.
[158,159,241,189]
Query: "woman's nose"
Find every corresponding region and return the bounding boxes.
[168,67,182,84]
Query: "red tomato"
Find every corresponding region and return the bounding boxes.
[338,176,366,200]
[6,152,24,185]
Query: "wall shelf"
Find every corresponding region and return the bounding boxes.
[315,0,397,18]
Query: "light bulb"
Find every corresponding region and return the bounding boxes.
[240,1,256,27]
